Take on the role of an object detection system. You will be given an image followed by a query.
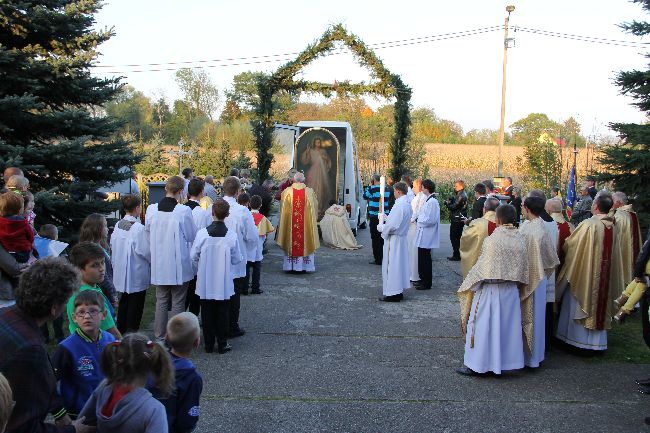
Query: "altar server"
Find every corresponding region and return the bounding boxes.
[414,179,440,291]
[111,194,150,333]
[185,178,211,315]
[457,204,530,376]
[191,199,242,353]
[145,175,197,342]
[377,181,412,302]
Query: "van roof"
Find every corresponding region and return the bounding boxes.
[296,121,351,129]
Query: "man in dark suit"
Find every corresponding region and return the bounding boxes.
[248,179,274,217]
[470,183,488,221]
[586,176,598,199]
[502,176,514,202]
[444,179,468,261]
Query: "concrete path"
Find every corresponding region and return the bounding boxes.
[193,224,648,433]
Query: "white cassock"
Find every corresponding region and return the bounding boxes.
[464,281,524,374]
[191,227,242,300]
[556,289,608,350]
[223,196,258,277]
[378,195,412,296]
[415,195,440,249]
[145,202,196,285]
[408,192,427,281]
[110,215,150,294]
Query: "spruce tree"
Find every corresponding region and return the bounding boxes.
[0,1,137,239]
[599,0,650,230]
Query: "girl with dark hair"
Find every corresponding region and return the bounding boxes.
[79,333,174,432]
[80,213,117,308]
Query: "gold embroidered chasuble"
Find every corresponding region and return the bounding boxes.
[458,225,531,348]
[613,204,642,284]
[276,183,320,257]
[556,214,625,330]
[459,210,498,278]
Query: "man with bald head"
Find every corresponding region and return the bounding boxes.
[203,175,218,202]
[2,167,23,186]
[276,172,319,272]
[612,191,642,283]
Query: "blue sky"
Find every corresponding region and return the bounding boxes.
[92,0,649,138]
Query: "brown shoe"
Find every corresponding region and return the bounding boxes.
[614,294,629,309]
[614,309,628,324]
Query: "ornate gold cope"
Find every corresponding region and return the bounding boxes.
[276,183,320,257]
[613,205,642,284]
[459,210,497,278]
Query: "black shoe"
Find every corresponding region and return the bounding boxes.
[379,295,401,302]
[636,378,650,386]
[416,286,432,290]
[205,346,214,354]
[638,385,650,395]
[251,289,264,294]
[456,366,478,376]
[217,343,232,354]
[645,416,650,426]
[369,261,381,265]
[447,256,461,262]
[240,290,250,296]
[229,328,246,338]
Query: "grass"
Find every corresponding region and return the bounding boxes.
[586,313,650,364]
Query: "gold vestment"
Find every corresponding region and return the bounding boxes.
[276,183,319,257]
[459,210,497,278]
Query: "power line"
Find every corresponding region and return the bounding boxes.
[516,26,650,48]
[93,26,502,74]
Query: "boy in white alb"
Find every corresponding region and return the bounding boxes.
[247,195,274,294]
[111,194,150,334]
[184,178,212,315]
[221,176,258,337]
[145,175,197,342]
[191,199,242,353]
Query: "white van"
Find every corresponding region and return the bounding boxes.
[274,121,367,235]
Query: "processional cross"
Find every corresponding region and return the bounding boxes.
[167,139,193,175]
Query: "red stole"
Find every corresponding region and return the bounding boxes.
[487,221,496,235]
[595,226,614,329]
[630,211,640,263]
[291,188,305,257]
[253,212,264,227]
[557,221,571,266]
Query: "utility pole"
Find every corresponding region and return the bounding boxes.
[497,5,516,177]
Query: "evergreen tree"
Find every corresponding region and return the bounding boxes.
[0,0,137,239]
[599,0,650,230]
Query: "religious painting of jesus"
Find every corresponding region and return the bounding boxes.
[294,128,339,220]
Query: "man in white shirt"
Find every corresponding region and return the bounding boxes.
[415,179,440,291]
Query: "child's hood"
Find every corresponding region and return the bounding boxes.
[95,384,155,428]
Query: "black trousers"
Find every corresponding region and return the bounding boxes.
[246,261,262,291]
[201,299,230,350]
[417,247,432,290]
[450,220,464,258]
[230,278,245,331]
[41,314,64,342]
[185,276,201,316]
[369,215,384,263]
[116,291,147,334]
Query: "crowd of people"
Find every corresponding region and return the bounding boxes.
[0,167,277,433]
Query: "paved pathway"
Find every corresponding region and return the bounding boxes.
[193,225,648,432]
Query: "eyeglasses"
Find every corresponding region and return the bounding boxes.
[74,309,102,319]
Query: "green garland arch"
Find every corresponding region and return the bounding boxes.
[252,23,412,182]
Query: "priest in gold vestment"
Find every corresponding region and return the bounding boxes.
[457,204,531,376]
[612,191,642,285]
[556,191,625,351]
[276,172,320,272]
[520,195,560,368]
[459,197,500,278]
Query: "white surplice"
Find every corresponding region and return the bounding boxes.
[191,227,242,300]
[110,215,150,294]
[464,281,525,374]
[556,288,608,350]
[415,195,440,249]
[189,202,212,231]
[223,196,258,276]
[145,202,196,285]
[283,254,316,272]
[378,195,412,296]
[408,192,427,281]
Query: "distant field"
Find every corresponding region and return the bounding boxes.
[270,142,599,187]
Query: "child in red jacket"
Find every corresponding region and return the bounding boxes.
[0,191,34,263]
